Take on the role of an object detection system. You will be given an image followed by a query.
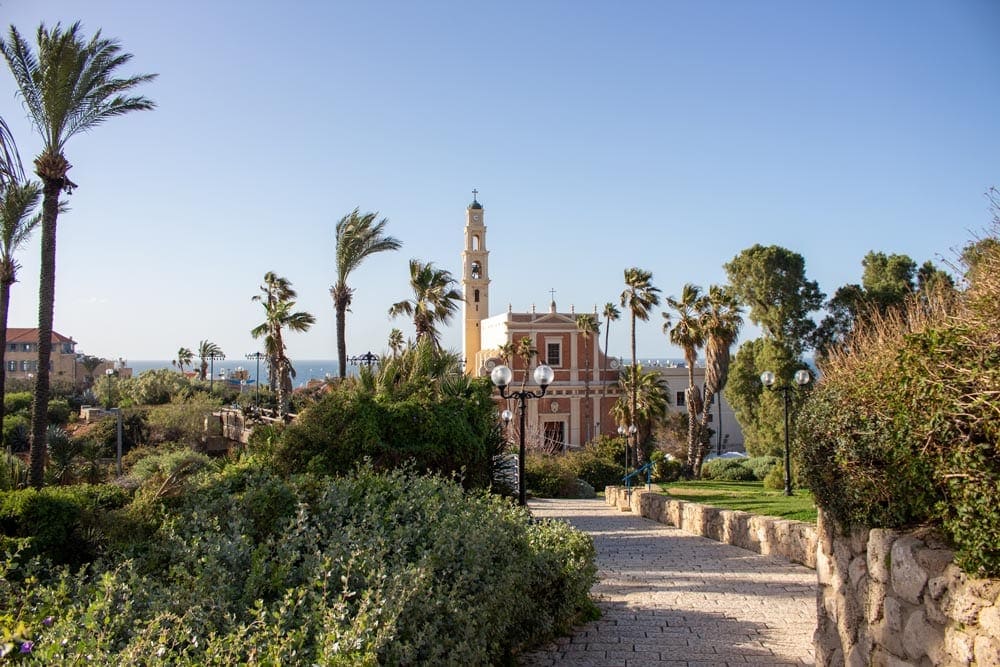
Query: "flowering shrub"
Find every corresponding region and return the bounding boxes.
[0,465,597,663]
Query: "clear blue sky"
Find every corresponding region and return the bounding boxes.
[1,0,997,362]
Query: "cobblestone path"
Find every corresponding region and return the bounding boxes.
[519,497,817,666]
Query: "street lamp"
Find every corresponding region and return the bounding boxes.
[105,368,114,409]
[491,363,554,506]
[246,352,265,409]
[348,351,379,370]
[207,351,225,392]
[761,369,811,496]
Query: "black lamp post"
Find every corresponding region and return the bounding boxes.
[617,423,637,476]
[246,352,265,409]
[207,351,225,392]
[491,363,554,506]
[760,369,811,496]
[348,351,379,370]
[104,368,115,409]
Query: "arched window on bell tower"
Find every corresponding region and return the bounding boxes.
[471,261,481,279]
[474,289,480,303]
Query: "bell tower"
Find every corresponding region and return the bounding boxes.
[462,190,489,375]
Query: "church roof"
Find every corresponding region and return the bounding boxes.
[468,200,482,210]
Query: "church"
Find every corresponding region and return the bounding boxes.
[460,194,623,450]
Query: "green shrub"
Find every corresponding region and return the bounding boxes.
[653,455,685,483]
[762,462,786,490]
[146,395,218,445]
[46,398,72,425]
[701,458,755,481]
[2,466,597,664]
[570,435,626,489]
[525,453,579,498]
[2,414,30,453]
[746,455,780,481]
[3,391,32,416]
[0,454,27,491]
[0,484,129,565]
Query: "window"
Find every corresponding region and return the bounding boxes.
[22,343,32,352]
[474,289,480,303]
[546,342,560,367]
[544,422,565,450]
[6,361,14,372]
[676,391,685,406]
[471,234,480,250]
[61,342,74,354]
[471,262,481,279]
[7,344,15,352]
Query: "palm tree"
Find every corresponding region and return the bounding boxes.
[0,179,40,444]
[497,341,514,365]
[0,116,24,187]
[662,283,708,468]
[197,340,223,381]
[172,347,194,375]
[388,328,404,358]
[693,285,743,476]
[576,313,599,442]
[252,272,315,418]
[389,259,462,348]
[79,355,103,387]
[514,335,538,390]
[620,268,660,464]
[331,209,401,378]
[1,22,156,487]
[601,302,620,399]
[611,366,671,463]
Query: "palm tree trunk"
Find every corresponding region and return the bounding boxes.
[0,279,11,451]
[29,179,60,488]
[693,388,717,476]
[583,337,591,443]
[335,293,348,379]
[630,312,640,466]
[602,324,611,399]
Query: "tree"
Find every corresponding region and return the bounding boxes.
[693,285,743,476]
[514,336,537,390]
[601,302,620,399]
[662,283,707,469]
[576,313,599,442]
[79,355,103,387]
[611,365,671,464]
[252,272,315,418]
[0,179,40,435]
[172,347,193,375]
[724,244,824,357]
[620,268,660,465]
[331,209,401,378]
[197,340,223,381]
[388,328,404,358]
[389,259,462,348]
[1,22,156,487]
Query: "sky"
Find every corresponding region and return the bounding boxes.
[0,1,997,363]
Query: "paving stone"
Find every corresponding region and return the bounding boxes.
[517,498,817,666]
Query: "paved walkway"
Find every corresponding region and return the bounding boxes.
[519,498,817,667]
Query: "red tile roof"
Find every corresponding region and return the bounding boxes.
[5,328,76,345]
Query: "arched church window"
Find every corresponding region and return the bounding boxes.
[471,262,481,279]
[472,235,480,251]
[474,289,480,303]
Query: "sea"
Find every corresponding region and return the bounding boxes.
[127,357,688,388]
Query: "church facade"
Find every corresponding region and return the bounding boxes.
[460,196,623,449]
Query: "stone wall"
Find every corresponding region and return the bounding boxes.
[814,511,1000,666]
[604,486,817,569]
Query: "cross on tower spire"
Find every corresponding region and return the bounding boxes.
[472,188,478,202]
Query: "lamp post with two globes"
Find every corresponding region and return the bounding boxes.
[760,368,812,496]
[491,363,554,506]
[617,424,637,477]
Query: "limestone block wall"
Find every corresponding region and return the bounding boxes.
[604,486,817,569]
[814,511,1000,666]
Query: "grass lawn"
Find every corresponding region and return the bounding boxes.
[657,480,817,523]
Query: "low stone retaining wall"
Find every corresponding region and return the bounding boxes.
[604,486,817,569]
[814,512,1000,666]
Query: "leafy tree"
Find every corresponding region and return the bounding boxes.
[576,313,599,442]
[251,272,315,418]
[172,347,193,375]
[724,244,824,357]
[662,283,707,468]
[389,259,462,348]
[610,366,670,464]
[1,22,156,487]
[601,302,620,398]
[0,178,39,437]
[619,268,660,464]
[197,340,223,381]
[331,209,401,378]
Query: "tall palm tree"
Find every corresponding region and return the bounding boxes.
[620,268,660,464]
[601,302,620,399]
[252,272,315,418]
[331,209,401,378]
[0,179,40,444]
[497,341,514,365]
[0,116,24,187]
[389,259,462,348]
[514,335,538,390]
[693,285,743,476]
[662,283,708,468]
[79,355,103,387]
[172,347,193,375]
[388,328,404,358]
[576,313,599,442]
[1,22,156,487]
[197,340,223,381]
